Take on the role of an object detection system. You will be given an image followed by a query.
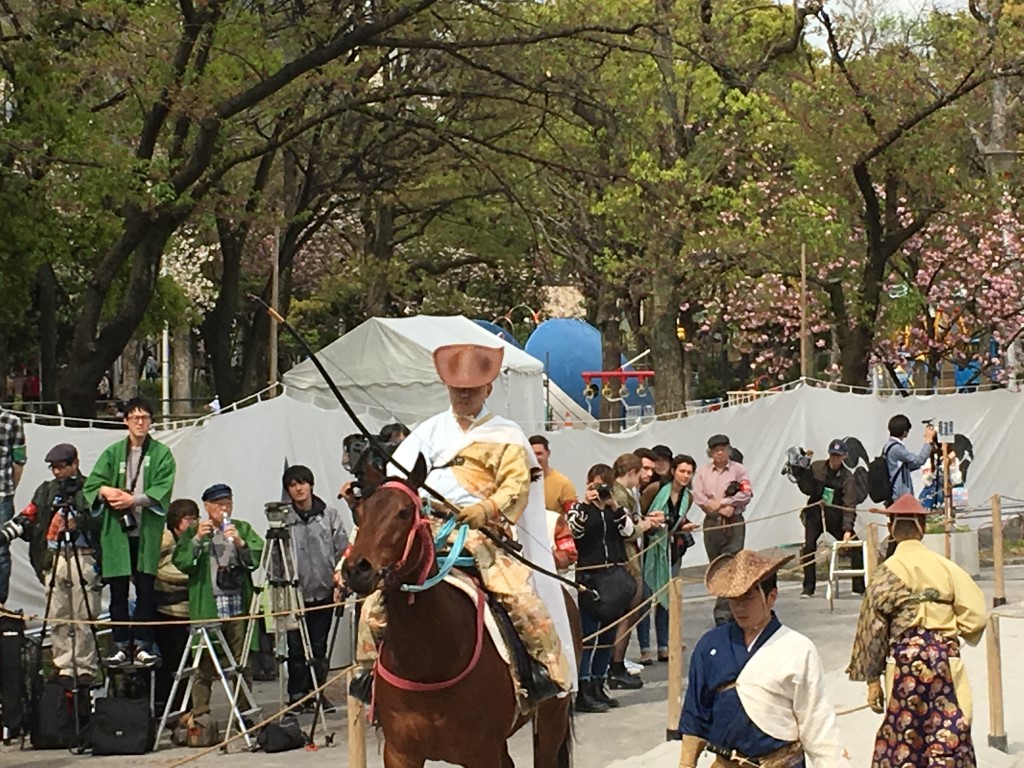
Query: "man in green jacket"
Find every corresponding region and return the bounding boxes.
[83,397,176,666]
[173,483,263,717]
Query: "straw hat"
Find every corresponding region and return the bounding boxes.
[433,344,504,389]
[870,493,929,516]
[704,549,795,599]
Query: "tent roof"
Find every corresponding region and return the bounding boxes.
[283,315,543,392]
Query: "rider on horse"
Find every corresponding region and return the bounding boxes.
[350,343,576,707]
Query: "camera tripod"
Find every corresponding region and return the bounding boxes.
[229,508,333,744]
[28,515,102,753]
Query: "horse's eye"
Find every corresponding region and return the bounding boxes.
[398,506,412,520]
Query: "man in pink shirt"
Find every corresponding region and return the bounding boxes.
[692,434,753,625]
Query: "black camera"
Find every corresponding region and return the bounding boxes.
[118,512,138,533]
[0,514,30,545]
[343,430,404,498]
[780,445,812,483]
[723,480,741,497]
[595,483,612,501]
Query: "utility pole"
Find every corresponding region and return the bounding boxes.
[800,243,809,380]
[269,230,279,396]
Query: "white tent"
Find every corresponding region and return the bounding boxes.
[282,315,594,429]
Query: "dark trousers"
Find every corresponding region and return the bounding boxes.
[107,537,157,648]
[154,617,190,711]
[286,598,333,701]
[579,608,616,681]
[802,507,865,594]
[704,515,745,625]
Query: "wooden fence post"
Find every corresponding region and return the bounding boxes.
[347,666,367,768]
[987,613,1007,752]
[865,523,879,580]
[666,576,684,741]
[992,495,1006,608]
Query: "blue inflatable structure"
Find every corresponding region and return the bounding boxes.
[524,318,652,416]
[472,319,524,349]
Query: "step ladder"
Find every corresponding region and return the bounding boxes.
[826,540,869,613]
[152,622,260,751]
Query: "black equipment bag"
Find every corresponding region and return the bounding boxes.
[90,697,154,755]
[31,681,90,750]
[256,714,308,753]
[578,564,637,623]
[867,443,899,504]
[0,611,26,737]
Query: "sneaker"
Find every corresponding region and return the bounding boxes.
[623,659,644,675]
[800,589,814,599]
[135,647,160,666]
[105,648,129,667]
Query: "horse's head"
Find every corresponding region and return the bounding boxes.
[342,453,431,596]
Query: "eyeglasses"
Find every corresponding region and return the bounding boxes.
[49,462,71,470]
[125,415,152,423]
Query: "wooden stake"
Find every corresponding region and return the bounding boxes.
[987,613,1007,752]
[800,244,809,380]
[666,576,684,741]
[992,495,1006,608]
[348,667,367,768]
[865,522,879,579]
[942,442,952,560]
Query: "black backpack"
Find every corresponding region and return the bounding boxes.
[0,611,27,739]
[867,443,899,504]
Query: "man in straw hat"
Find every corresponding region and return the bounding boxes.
[678,549,850,768]
[352,343,574,707]
[847,493,986,767]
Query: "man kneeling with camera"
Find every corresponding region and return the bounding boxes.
[2,443,101,686]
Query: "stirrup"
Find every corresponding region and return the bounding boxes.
[523,664,560,705]
[349,669,374,705]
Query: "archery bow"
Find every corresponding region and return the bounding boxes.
[251,294,588,594]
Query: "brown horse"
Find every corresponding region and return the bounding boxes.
[342,456,580,768]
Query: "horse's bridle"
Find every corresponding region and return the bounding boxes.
[378,481,436,597]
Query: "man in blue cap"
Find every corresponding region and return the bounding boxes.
[172,483,263,718]
[792,438,864,598]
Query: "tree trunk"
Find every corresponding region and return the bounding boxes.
[361,197,396,317]
[597,290,622,434]
[648,267,685,415]
[36,263,59,409]
[171,324,192,415]
[59,219,176,417]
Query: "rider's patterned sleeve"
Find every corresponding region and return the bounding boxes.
[451,441,532,524]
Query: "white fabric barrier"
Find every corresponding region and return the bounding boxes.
[6,384,1021,618]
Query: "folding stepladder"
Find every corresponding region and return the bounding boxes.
[152,621,260,750]
[826,539,870,613]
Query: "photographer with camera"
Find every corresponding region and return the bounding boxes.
[883,414,936,504]
[789,439,864,598]
[567,463,638,713]
[84,397,176,666]
[172,484,263,718]
[281,465,348,712]
[5,443,100,685]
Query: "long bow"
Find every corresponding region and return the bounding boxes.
[251,295,588,593]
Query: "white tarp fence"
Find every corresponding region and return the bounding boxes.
[5,384,1021,618]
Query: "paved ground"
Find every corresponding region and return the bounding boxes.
[4,566,1024,767]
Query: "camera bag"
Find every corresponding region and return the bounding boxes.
[31,681,90,750]
[578,564,637,623]
[90,696,154,754]
[256,714,309,753]
[0,611,26,737]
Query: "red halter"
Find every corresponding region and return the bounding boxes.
[379,482,434,594]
